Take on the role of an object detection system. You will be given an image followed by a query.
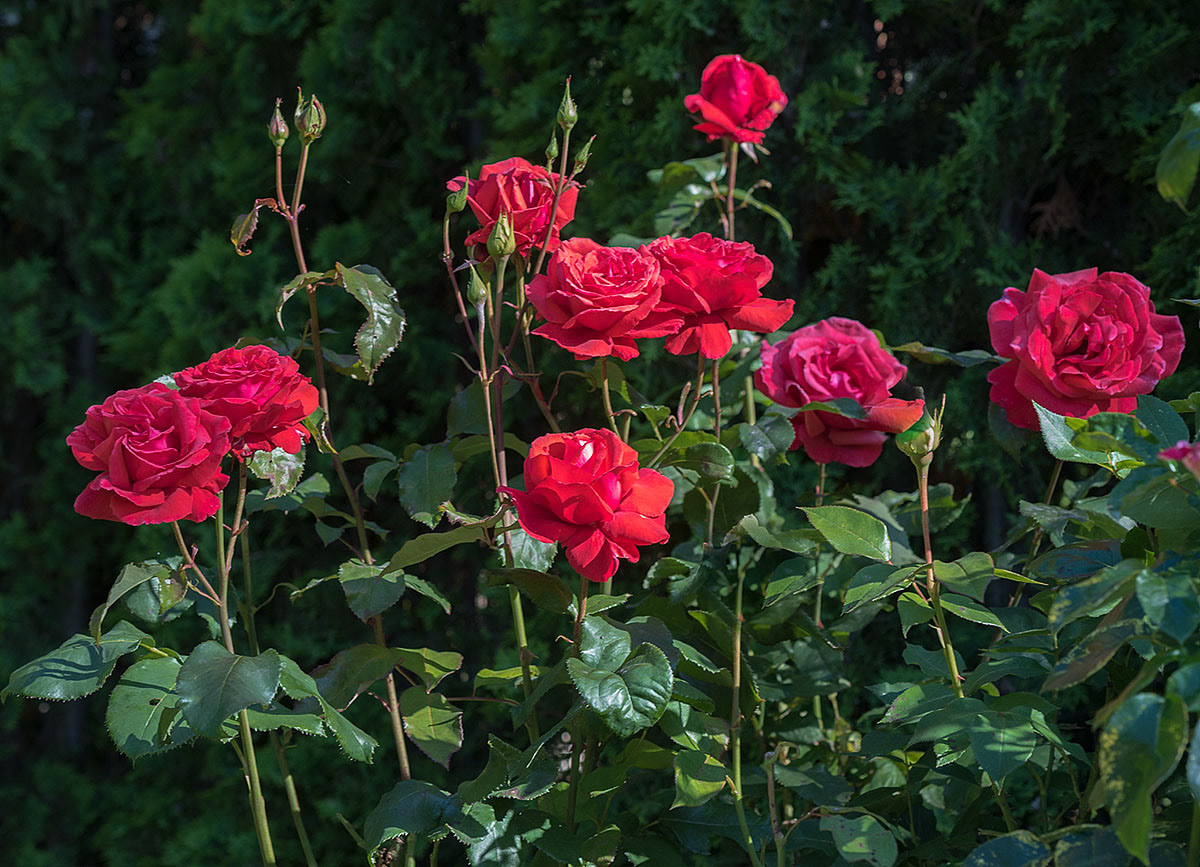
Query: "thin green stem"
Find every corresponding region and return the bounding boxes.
[600,357,619,435]
[566,574,589,830]
[532,127,573,278]
[1188,802,1200,867]
[726,140,739,241]
[991,781,1017,833]
[813,463,827,733]
[705,358,723,548]
[648,354,707,468]
[918,462,964,699]
[1016,458,1064,606]
[730,568,765,867]
[373,615,412,780]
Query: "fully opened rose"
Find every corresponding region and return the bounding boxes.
[987,268,1184,430]
[755,317,925,467]
[446,157,579,259]
[684,54,787,144]
[527,238,681,360]
[67,383,232,525]
[175,344,319,458]
[500,429,672,582]
[649,233,793,359]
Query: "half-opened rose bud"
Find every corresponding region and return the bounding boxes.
[175,345,319,459]
[648,233,792,359]
[67,383,231,525]
[487,212,516,260]
[268,98,289,148]
[755,317,925,467]
[294,89,326,142]
[446,172,469,215]
[684,55,788,144]
[527,238,680,361]
[500,429,673,583]
[557,78,578,131]
[987,269,1184,430]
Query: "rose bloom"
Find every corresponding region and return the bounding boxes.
[175,345,319,458]
[987,268,1184,430]
[649,233,793,359]
[500,429,673,582]
[527,238,681,360]
[684,54,787,144]
[755,317,925,467]
[67,383,232,525]
[446,157,580,258]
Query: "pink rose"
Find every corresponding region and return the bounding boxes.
[500,429,673,582]
[175,345,319,458]
[527,238,680,360]
[446,157,580,259]
[649,233,793,359]
[987,269,1184,430]
[67,383,231,525]
[754,317,925,467]
[684,55,788,144]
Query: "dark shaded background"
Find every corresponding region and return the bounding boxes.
[3,0,1200,862]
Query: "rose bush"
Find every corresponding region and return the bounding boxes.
[684,54,787,144]
[175,344,319,458]
[755,316,925,467]
[527,237,679,360]
[445,156,579,259]
[500,428,672,582]
[649,232,793,358]
[66,382,231,525]
[987,268,1184,429]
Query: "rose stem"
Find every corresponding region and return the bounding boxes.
[531,123,574,279]
[705,357,723,548]
[725,139,739,242]
[600,357,620,436]
[565,574,590,830]
[916,459,965,700]
[278,144,409,777]
[482,254,539,739]
[510,265,561,432]
[441,214,478,349]
[730,555,764,867]
[812,463,827,734]
[176,505,276,866]
[647,354,708,468]
[1013,458,1064,606]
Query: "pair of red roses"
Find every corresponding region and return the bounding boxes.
[67,345,318,526]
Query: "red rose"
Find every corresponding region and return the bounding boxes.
[67,383,231,525]
[754,317,925,467]
[175,345,319,458]
[987,268,1184,430]
[527,238,681,360]
[446,157,580,258]
[684,55,787,144]
[649,233,793,359]
[500,429,673,582]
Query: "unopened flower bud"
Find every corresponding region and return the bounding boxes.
[487,212,516,259]
[446,173,469,215]
[466,265,488,309]
[545,130,560,166]
[896,389,943,467]
[294,88,326,142]
[573,136,595,175]
[557,78,578,131]
[268,98,289,148]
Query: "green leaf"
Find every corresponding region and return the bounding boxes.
[242,704,326,736]
[964,830,1052,867]
[400,687,462,768]
[736,514,817,554]
[934,552,995,601]
[275,270,329,329]
[843,563,921,612]
[968,708,1040,781]
[567,643,674,737]
[394,647,462,692]
[730,186,793,239]
[579,615,634,670]
[230,197,278,257]
[458,735,557,802]
[381,524,488,576]
[122,564,190,626]
[1047,560,1142,634]
[1033,403,1118,467]
[487,568,572,614]
[1135,570,1200,643]
[247,446,306,498]
[672,749,727,807]
[335,263,406,383]
[1135,394,1189,448]
[898,592,933,636]
[819,814,897,866]
[678,442,734,481]
[3,620,150,701]
[397,443,456,528]
[802,506,891,561]
[1118,467,1200,529]
[363,780,456,854]
[891,341,1001,368]
[940,593,1006,629]
[446,377,522,438]
[509,525,556,571]
[338,559,406,622]
[1188,721,1200,803]
[105,656,193,760]
[1167,663,1200,711]
[403,575,452,614]
[1043,620,1150,691]
[277,656,376,762]
[1099,693,1188,864]
[312,644,403,710]
[1156,101,1200,210]
[737,413,795,462]
[175,642,281,738]
[89,560,177,640]
[1051,827,1128,867]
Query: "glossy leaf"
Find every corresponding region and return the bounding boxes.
[1043,620,1150,691]
[568,643,674,737]
[381,524,489,576]
[509,525,557,571]
[802,506,891,561]
[397,443,456,528]
[338,559,406,622]
[394,647,462,692]
[277,656,376,763]
[819,813,897,866]
[363,780,456,854]
[1033,403,1118,467]
[311,644,403,710]
[175,641,281,738]
[335,263,406,383]
[969,708,1040,781]
[964,831,1052,867]
[1135,569,1200,643]
[672,749,726,807]
[400,687,462,768]
[89,561,176,641]
[487,568,572,614]
[843,563,921,612]
[3,620,150,701]
[105,656,193,760]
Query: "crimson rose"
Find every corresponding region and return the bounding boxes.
[649,233,793,359]
[500,429,673,582]
[67,383,231,525]
[987,268,1184,430]
[176,345,319,458]
[446,157,579,258]
[755,317,925,467]
[527,238,680,360]
[684,54,787,144]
